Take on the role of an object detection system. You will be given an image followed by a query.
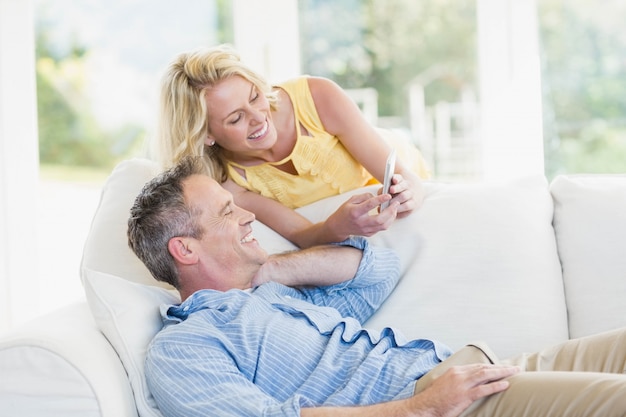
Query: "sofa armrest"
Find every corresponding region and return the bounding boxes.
[0,301,138,417]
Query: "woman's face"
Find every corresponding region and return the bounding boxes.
[204,75,277,159]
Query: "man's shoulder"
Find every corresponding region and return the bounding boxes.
[151,288,287,344]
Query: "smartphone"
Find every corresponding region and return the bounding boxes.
[380,149,396,211]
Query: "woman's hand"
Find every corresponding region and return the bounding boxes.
[386,170,425,219]
[324,192,400,241]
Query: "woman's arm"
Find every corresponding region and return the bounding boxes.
[224,178,399,248]
[308,76,425,217]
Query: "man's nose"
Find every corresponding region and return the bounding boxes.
[238,207,255,224]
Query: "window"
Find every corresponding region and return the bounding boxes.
[11,0,602,328]
[32,0,232,316]
[297,0,547,182]
[538,0,626,178]
[299,0,481,181]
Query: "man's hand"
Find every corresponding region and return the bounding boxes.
[300,364,519,417]
[409,363,521,417]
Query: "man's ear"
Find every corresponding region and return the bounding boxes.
[168,237,198,265]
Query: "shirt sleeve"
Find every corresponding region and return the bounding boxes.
[296,237,401,323]
[145,335,309,417]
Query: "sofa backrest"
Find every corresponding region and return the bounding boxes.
[81,158,571,363]
[80,158,168,289]
[284,177,570,359]
[551,174,626,339]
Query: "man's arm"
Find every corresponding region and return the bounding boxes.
[252,244,363,288]
[300,363,520,417]
[253,237,401,323]
[148,330,518,417]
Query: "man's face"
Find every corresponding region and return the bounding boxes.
[183,174,268,290]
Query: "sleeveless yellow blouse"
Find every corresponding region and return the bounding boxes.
[226,76,431,209]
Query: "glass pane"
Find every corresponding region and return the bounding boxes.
[34,0,231,313]
[538,0,626,178]
[298,0,479,180]
[35,0,230,169]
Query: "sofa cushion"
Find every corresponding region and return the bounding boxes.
[84,268,179,417]
[550,174,626,339]
[80,158,167,289]
[0,302,137,417]
[307,177,568,359]
[80,158,177,417]
[82,158,570,408]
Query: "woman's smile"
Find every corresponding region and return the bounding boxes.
[248,120,269,141]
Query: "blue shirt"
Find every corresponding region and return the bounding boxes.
[145,237,452,417]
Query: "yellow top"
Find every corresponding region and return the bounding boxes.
[226,76,431,209]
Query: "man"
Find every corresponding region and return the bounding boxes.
[128,156,626,417]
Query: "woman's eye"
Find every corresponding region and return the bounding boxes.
[251,91,259,102]
[230,114,242,124]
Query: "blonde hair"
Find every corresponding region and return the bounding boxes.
[154,44,278,182]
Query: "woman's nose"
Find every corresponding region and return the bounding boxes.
[251,113,263,125]
[250,106,265,123]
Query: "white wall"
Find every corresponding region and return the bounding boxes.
[0,0,40,331]
[232,0,301,83]
[477,0,544,180]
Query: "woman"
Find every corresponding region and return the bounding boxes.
[155,44,430,248]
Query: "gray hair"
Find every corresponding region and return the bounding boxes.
[127,156,208,288]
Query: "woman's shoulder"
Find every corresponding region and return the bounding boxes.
[305,76,337,89]
[305,77,352,124]
[275,75,310,94]
[275,76,337,97]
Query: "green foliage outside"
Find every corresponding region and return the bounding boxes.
[35,0,626,176]
[539,0,626,177]
[35,24,145,170]
[299,0,476,118]
[300,0,626,177]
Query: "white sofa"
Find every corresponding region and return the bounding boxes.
[1,158,625,417]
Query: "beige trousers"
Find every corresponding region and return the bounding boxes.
[414,327,626,417]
